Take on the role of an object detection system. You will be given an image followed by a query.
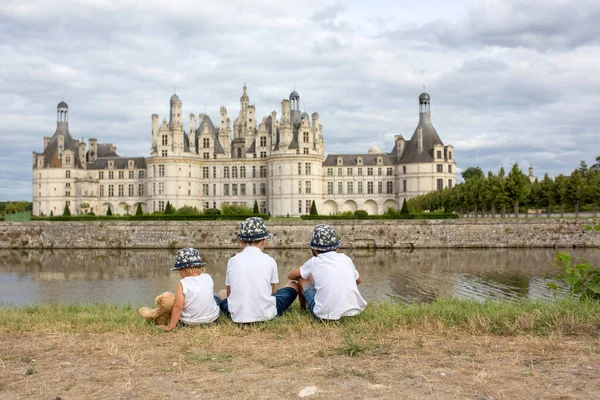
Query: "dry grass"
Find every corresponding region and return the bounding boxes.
[1,299,600,399]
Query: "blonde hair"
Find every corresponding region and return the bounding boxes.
[179,266,205,276]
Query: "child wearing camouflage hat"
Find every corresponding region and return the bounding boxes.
[218,217,299,323]
[158,248,220,331]
[288,224,367,321]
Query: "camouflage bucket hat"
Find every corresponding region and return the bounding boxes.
[307,224,342,251]
[171,248,207,270]
[236,217,272,242]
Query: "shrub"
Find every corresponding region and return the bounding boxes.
[310,200,318,216]
[178,205,199,215]
[63,203,71,216]
[400,199,409,215]
[135,204,143,216]
[106,206,112,216]
[204,208,221,215]
[252,200,259,214]
[222,204,252,215]
[164,201,175,215]
[354,210,368,217]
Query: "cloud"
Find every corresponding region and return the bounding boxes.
[1,0,599,201]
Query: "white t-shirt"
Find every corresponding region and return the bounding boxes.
[300,252,367,320]
[225,246,279,323]
[179,273,220,324]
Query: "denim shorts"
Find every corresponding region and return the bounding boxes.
[219,287,297,318]
[303,283,319,321]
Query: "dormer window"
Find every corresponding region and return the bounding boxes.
[128,160,134,169]
[108,161,114,169]
[437,151,442,159]
[357,157,363,165]
[337,157,343,166]
[449,151,453,160]
[377,157,382,165]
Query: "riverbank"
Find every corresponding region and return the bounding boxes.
[1,219,599,249]
[1,300,600,399]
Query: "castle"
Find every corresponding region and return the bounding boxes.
[32,87,456,217]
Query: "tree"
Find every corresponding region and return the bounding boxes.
[252,200,259,214]
[106,206,113,216]
[579,160,589,177]
[5,203,16,214]
[123,204,131,215]
[461,166,484,182]
[400,199,409,215]
[79,202,90,214]
[135,203,144,216]
[567,170,585,217]
[50,210,54,216]
[506,163,530,217]
[553,175,568,217]
[539,174,554,217]
[63,202,71,216]
[164,201,175,215]
[585,169,600,217]
[177,205,198,215]
[310,200,318,216]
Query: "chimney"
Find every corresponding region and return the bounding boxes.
[417,128,423,151]
[43,137,51,150]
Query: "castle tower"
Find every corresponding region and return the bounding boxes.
[169,94,182,127]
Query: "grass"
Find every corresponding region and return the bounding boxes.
[2,298,599,337]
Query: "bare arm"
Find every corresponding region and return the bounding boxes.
[356,275,363,285]
[288,268,302,281]
[271,284,276,295]
[226,285,231,298]
[158,282,184,331]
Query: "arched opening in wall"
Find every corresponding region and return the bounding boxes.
[102,203,114,215]
[342,200,357,213]
[118,202,130,215]
[237,148,242,158]
[363,200,378,215]
[323,200,338,215]
[133,202,147,215]
[383,199,397,213]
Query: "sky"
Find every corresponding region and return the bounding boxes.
[1,0,599,201]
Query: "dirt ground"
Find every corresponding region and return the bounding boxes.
[1,328,599,400]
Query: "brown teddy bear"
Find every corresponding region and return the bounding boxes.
[138,291,176,325]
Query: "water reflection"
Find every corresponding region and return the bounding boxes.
[1,248,598,306]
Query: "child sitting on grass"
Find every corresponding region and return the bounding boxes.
[218,217,299,323]
[288,224,367,321]
[158,248,220,331]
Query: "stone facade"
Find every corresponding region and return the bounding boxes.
[32,88,456,217]
[1,220,598,250]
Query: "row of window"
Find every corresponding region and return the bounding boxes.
[222,183,267,196]
[327,181,394,195]
[436,150,453,160]
[99,184,145,197]
[96,170,145,180]
[201,165,268,179]
[327,167,394,177]
[437,164,453,173]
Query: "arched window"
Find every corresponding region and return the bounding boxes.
[240,166,246,178]
[232,166,238,178]
[224,166,230,178]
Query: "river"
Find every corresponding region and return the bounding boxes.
[1,248,599,306]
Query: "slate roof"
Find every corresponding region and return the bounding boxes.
[40,122,84,169]
[195,115,225,154]
[86,157,146,170]
[397,113,444,164]
[323,153,396,166]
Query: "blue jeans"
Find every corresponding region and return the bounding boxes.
[303,283,320,321]
[213,294,221,307]
[219,287,297,318]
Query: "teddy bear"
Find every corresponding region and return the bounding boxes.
[138,291,176,325]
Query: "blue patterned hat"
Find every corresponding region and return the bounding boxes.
[171,248,207,270]
[307,224,342,251]
[237,217,272,242]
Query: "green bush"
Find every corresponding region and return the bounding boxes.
[106,206,112,216]
[204,208,221,215]
[252,200,259,214]
[177,205,199,215]
[354,210,368,218]
[222,204,252,215]
[164,201,175,215]
[63,203,71,216]
[135,204,143,216]
[400,199,409,215]
[310,200,318,216]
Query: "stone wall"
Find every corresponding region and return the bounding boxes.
[1,219,599,249]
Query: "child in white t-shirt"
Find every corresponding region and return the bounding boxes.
[218,217,299,323]
[288,224,367,321]
[158,248,220,330]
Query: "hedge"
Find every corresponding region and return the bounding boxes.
[29,214,270,222]
[300,213,459,220]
